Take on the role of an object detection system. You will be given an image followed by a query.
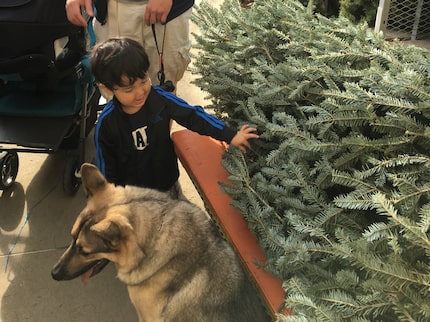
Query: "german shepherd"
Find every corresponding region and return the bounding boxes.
[51,163,271,322]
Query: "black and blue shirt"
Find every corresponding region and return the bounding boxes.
[95,86,236,191]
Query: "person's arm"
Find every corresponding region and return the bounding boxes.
[157,89,259,152]
[65,0,93,27]
[144,0,173,25]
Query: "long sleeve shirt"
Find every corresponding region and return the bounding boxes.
[95,86,236,191]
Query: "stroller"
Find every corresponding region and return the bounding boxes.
[0,0,100,195]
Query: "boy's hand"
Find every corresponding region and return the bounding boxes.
[230,125,259,153]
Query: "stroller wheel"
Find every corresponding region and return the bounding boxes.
[63,156,81,196]
[0,151,19,190]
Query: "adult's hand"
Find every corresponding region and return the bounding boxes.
[65,0,93,27]
[144,0,173,26]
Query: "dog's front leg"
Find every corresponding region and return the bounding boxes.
[128,284,166,322]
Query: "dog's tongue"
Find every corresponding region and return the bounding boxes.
[81,267,94,285]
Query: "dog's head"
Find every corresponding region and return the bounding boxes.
[51,163,142,284]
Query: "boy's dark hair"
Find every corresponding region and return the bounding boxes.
[90,37,150,90]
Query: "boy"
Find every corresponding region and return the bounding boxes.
[91,37,258,198]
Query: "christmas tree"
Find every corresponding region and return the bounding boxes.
[191,0,430,320]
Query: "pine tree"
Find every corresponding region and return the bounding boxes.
[191,0,430,320]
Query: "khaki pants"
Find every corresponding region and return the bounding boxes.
[96,1,192,88]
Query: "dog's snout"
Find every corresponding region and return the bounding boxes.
[51,262,64,281]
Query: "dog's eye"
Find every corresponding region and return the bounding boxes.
[77,245,90,256]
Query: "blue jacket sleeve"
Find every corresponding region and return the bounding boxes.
[154,87,237,143]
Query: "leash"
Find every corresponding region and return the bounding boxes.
[151,23,167,86]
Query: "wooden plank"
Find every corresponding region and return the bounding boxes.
[172,129,289,317]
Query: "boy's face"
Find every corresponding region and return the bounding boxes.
[100,75,151,113]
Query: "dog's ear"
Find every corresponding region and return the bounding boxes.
[90,219,122,249]
[80,163,108,197]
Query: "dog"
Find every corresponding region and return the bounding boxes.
[51,163,271,322]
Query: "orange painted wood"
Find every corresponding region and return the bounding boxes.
[172,129,289,317]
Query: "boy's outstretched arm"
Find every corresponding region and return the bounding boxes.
[229,125,259,153]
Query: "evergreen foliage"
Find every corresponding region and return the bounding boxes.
[297,0,339,18]
[339,0,377,26]
[191,0,430,320]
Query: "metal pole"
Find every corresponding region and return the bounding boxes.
[412,0,424,40]
[374,0,391,34]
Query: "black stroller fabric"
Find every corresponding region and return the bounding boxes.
[0,0,87,93]
[0,0,77,59]
[0,0,97,144]
[0,1,100,196]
